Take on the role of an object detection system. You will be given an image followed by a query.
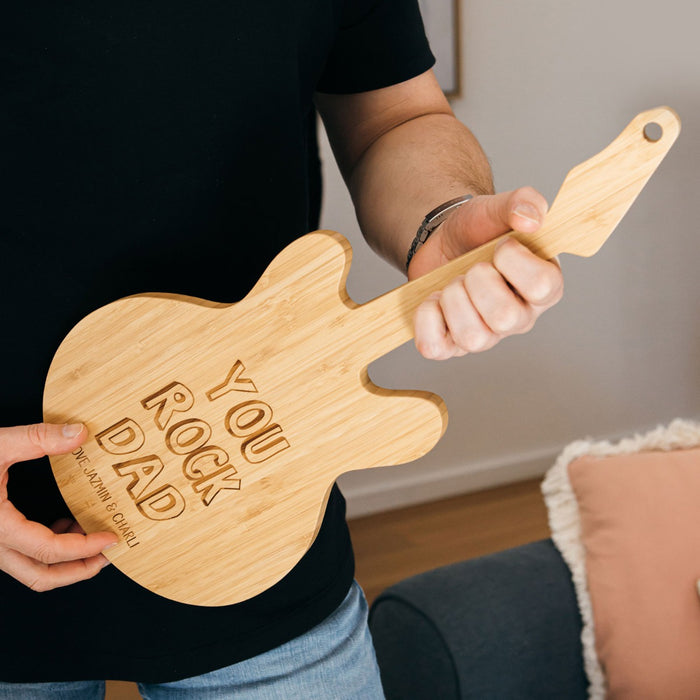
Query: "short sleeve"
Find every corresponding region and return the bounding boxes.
[316,0,435,94]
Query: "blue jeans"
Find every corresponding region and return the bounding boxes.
[0,581,384,699]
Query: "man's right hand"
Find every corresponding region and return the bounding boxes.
[0,423,118,591]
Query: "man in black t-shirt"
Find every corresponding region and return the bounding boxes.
[0,1,563,695]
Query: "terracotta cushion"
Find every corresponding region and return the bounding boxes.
[541,420,700,699]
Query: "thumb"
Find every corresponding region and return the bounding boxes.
[0,423,87,470]
[446,186,549,251]
[410,187,550,280]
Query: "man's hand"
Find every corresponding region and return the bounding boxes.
[0,423,118,591]
[317,70,562,359]
[410,187,564,360]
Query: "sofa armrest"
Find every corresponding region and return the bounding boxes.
[368,539,587,700]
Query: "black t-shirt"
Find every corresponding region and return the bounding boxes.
[0,1,434,683]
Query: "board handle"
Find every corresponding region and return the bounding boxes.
[353,107,680,363]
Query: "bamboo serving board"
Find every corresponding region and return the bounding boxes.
[44,107,680,606]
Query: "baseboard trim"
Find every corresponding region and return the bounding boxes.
[341,415,700,518]
[340,446,558,519]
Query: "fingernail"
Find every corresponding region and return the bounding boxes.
[513,203,541,225]
[62,423,84,439]
[102,542,118,553]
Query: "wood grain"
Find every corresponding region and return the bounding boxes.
[44,107,679,606]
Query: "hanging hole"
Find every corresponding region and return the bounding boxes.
[643,122,663,142]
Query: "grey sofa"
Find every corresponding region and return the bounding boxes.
[368,539,588,699]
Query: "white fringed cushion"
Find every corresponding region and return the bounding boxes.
[541,419,700,699]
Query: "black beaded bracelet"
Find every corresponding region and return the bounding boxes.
[405,194,474,271]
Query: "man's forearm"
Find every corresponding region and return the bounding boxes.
[346,112,494,271]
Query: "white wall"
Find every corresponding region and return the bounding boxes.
[319,0,700,517]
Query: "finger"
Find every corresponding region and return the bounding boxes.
[506,186,549,234]
[0,423,87,469]
[414,293,459,360]
[493,239,564,313]
[463,262,535,337]
[493,238,564,310]
[0,500,117,565]
[0,546,110,592]
[444,186,549,253]
[480,186,549,236]
[438,275,498,353]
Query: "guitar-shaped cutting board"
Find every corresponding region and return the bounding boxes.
[45,107,680,605]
